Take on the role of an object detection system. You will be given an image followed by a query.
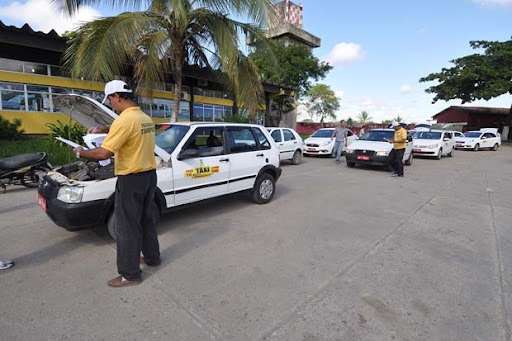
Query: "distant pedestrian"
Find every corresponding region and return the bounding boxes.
[387,121,407,177]
[331,120,348,164]
[359,125,367,137]
[0,259,14,270]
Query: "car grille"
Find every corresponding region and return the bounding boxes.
[354,150,376,156]
[306,143,319,147]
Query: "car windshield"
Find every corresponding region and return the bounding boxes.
[155,124,190,154]
[464,132,482,138]
[413,131,441,139]
[359,130,394,141]
[311,129,333,138]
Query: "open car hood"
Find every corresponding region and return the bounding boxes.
[52,94,170,161]
[53,94,118,127]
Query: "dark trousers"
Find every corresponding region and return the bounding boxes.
[115,170,160,280]
[389,148,405,176]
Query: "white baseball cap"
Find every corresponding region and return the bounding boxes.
[391,121,400,127]
[102,80,132,104]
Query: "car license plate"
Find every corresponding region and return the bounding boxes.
[307,148,315,151]
[38,194,46,212]
[456,144,463,147]
[357,155,370,161]
[413,148,421,152]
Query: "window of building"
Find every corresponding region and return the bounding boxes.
[0,58,23,73]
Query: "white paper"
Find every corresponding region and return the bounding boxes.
[55,136,88,149]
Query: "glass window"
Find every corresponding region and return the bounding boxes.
[253,127,271,150]
[182,126,224,157]
[226,127,258,153]
[203,105,214,122]
[193,104,204,121]
[0,82,24,91]
[270,129,282,142]
[214,106,224,121]
[23,62,48,75]
[1,90,25,110]
[283,129,295,141]
[26,91,50,112]
[155,124,190,154]
[0,58,23,72]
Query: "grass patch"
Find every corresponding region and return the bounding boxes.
[1,137,75,166]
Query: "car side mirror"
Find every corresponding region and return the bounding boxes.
[177,149,198,160]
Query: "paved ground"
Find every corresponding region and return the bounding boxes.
[1,145,512,340]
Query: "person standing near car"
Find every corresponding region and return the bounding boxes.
[331,120,348,164]
[387,121,407,177]
[72,80,160,287]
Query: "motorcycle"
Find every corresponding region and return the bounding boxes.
[0,152,52,192]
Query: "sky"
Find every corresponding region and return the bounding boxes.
[0,0,511,123]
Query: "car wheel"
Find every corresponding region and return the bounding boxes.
[474,144,480,151]
[291,150,302,165]
[404,152,413,166]
[107,206,160,240]
[492,143,499,151]
[346,161,355,167]
[436,148,442,160]
[448,147,454,157]
[251,173,275,204]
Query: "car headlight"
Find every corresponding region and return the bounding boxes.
[427,144,438,148]
[345,148,354,154]
[57,186,84,203]
[376,151,389,156]
[322,141,332,146]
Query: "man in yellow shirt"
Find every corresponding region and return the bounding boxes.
[387,121,407,177]
[73,80,160,287]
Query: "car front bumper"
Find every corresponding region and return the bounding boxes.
[345,153,390,166]
[412,147,438,155]
[455,143,475,149]
[304,147,333,155]
[38,175,110,231]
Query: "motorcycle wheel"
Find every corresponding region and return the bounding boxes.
[21,166,50,188]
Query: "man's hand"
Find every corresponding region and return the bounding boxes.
[87,125,109,134]
[72,146,85,158]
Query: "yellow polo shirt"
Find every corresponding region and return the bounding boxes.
[101,107,157,175]
[393,127,407,149]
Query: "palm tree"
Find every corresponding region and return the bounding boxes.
[393,115,404,123]
[357,110,372,124]
[54,0,275,122]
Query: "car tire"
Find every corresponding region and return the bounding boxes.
[448,147,454,157]
[291,150,302,165]
[107,206,160,240]
[404,152,413,166]
[346,161,355,167]
[492,143,499,151]
[436,148,442,160]
[474,144,480,151]
[251,173,275,204]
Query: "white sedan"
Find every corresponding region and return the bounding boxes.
[303,128,358,157]
[267,127,304,165]
[455,130,501,151]
[412,130,456,159]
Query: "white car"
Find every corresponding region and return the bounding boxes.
[450,131,465,139]
[38,94,282,239]
[455,129,501,151]
[412,130,455,159]
[345,129,413,169]
[303,128,358,157]
[267,127,304,165]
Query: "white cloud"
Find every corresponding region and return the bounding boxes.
[473,0,512,7]
[399,84,413,93]
[324,42,364,66]
[334,90,345,99]
[0,0,101,34]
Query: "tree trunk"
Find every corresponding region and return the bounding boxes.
[171,60,183,123]
[506,102,512,141]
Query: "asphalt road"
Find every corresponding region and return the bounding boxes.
[1,146,512,340]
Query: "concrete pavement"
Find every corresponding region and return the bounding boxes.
[1,146,511,340]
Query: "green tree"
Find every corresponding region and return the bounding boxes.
[356,111,372,124]
[346,117,354,125]
[419,39,512,132]
[55,0,275,122]
[303,84,340,123]
[250,40,332,125]
[393,115,403,123]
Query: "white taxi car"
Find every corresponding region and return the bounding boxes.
[267,127,304,165]
[303,128,358,157]
[412,130,455,159]
[455,129,501,151]
[345,129,413,169]
[38,95,282,239]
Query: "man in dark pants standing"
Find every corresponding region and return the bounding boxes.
[72,80,160,287]
[387,121,407,177]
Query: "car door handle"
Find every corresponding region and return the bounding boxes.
[256,153,264,157]
[220,158,230,162]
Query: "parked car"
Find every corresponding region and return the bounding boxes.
[450,131,465,139]
[412,130,455,159]
[303,128,358,157]
[38,94,282,239]
[345,129,413,169]
[267,127,304,165]
[455,129,501,151]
